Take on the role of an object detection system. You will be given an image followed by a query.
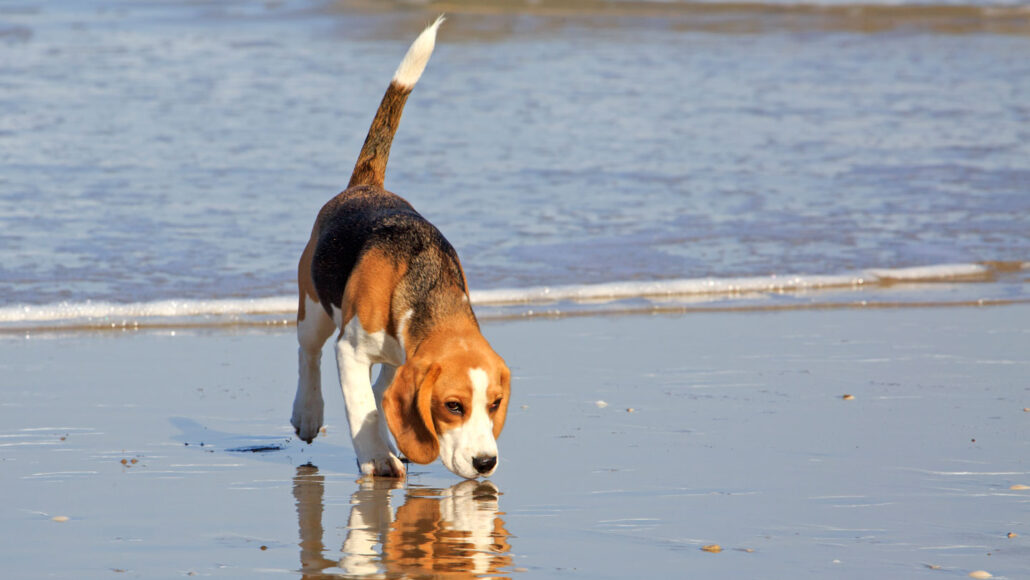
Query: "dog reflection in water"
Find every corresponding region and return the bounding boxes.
[293,464,513,578]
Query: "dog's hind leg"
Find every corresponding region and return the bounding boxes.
[292,294,336,443]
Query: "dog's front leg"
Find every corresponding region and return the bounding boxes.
[336,332,406,477]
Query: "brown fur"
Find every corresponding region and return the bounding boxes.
[296,229,319,322]
[349,82,411,189]
[340,249,407,336]
[383,362,442,465]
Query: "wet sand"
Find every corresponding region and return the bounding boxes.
[2,305,1028,578]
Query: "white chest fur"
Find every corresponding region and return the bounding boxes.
[333,307,407,368]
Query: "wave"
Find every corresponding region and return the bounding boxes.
[1,262,1025,333]
[469,262,1005,305]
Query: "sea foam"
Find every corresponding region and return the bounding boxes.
[0,262,1021,332]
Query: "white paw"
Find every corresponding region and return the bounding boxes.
[291,406,323,444]
[357,450,406,478]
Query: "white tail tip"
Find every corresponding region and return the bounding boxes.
[392,15,445,89]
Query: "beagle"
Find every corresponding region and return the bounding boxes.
[290,18,511,479]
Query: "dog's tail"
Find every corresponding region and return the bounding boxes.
[347,16,444,189]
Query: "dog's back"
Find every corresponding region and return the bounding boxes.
[309,185,470,342]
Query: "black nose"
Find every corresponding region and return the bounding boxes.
[472,455,497,474]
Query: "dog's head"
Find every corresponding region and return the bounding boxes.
[383,338,510,479]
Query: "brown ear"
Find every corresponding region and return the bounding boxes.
[383,362,441,465]
[492,365,511,439]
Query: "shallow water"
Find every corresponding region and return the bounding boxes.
[2,306,1029,578]
[1,0,1028,325]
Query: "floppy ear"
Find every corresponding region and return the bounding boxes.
[492,365,511,440]
[383,362,441,465]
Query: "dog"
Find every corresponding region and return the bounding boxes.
[290,17,510,479]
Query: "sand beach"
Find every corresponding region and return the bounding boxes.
[3,304,1028,578]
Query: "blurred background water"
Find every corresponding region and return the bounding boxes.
[1,0,1028,326]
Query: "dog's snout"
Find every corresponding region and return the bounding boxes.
[472,455,497,474]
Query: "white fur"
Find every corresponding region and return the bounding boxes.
[395,309,413,353]
[336,315,406,477]
[292,300,407,475]
[439,367,498,479]
[392,15,444,89]
[291,295,336,443]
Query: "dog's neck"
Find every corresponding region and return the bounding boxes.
[403,312,484,364]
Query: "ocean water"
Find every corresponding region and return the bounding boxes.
[1,0,1028,330]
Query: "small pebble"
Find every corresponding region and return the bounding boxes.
[700,544,722,553]
[520,405,529,410]
[1023,407,1029,412]
[51,516,70,523]
[1010,484,1030,490]
[842,394,855,400]
[595,400,608,408]
[968,571,992,579]
[626,408,635,413]
[319,426,327,434]
[260,545,268,551]
[1007,532,1017,538]
[925,564,942,570]
[120,459,128,465]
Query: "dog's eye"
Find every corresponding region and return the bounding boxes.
[490,398,502,412]
[445,401,464,416]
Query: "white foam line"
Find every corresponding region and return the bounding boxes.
[865,263,992,281]
[0,296,295,324]
[0,262,1013,325]
[470,273,865,304]
[472,263,995,305]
